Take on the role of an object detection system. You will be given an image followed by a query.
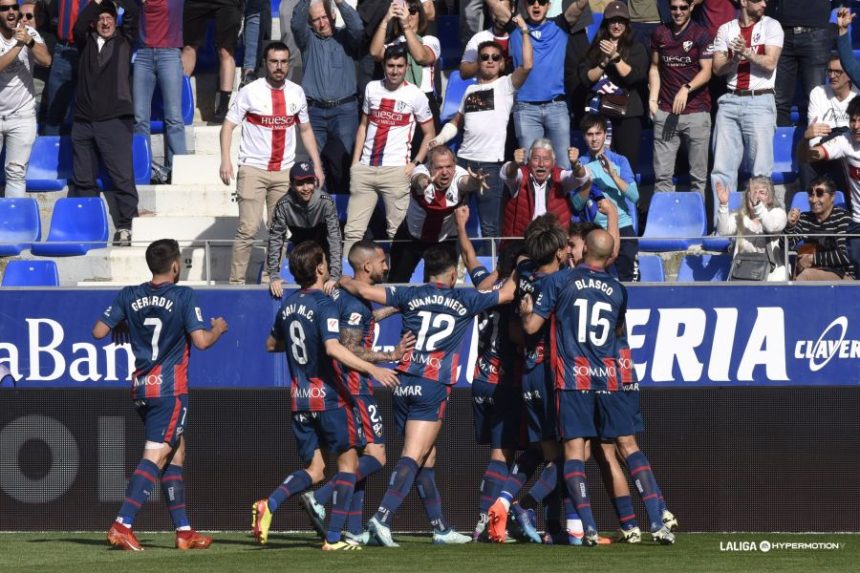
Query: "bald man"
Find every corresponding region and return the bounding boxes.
[519,227,675,545]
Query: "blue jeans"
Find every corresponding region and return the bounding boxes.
[242,12,261,71]
[308,99,359,158]
[133,48,187,168]
[43,43,78,135]
[456,157,502,243]
[710,92,776,223]
[513,100,571,169]
[775,27,832,126]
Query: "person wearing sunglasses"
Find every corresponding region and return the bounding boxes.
[459,0,516,80]
[784,177,855,281]
[428,21,533,244]
[0,0,51,198]
[710,0,783,226]
[647,0,713,201]
[485,0,591,171]
[715,176,788,281]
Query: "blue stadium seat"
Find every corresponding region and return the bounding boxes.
[31,198,109,256]
[150,75,195,133]
[770,126,800,184]
[702,191,744,251]
[0,198,41,256]
[440,71,476,124]
[334,194,350,223]
[638,255,665,282]
[586,12,603,42]
[676,254,732,282]
[98,134,152,188]
[279,258,296,283]
[410,260,425,283]
[790,190,846,211]
[26,136,73,191]
[1,260,59,287]
[639,192,706,251]
[436,15,461,70]
[465,257,495,284]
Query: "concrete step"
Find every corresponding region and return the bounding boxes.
[171,154,233,186]
[137,184,236,218]
[192,125,239,156]
[131,214,265,243]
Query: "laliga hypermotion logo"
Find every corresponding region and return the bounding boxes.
[794,317,860,372]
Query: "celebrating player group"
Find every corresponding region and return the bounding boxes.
[95,216,678,551]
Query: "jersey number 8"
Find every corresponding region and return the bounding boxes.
[290,321,309,365]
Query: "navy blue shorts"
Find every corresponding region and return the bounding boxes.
[522,364,557,443]
[392,374,450,434]
[292,408,365,464]
[354,394,385,445]
[135,395,188,447]
[622,383,644,433]
[472,380,527,449]
[557,390,635,441]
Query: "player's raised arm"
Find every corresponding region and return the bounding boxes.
[324,339,400,387]
[338,275,388,304]
[190,317,229,350]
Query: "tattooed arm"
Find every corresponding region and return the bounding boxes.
[340,328,415,363]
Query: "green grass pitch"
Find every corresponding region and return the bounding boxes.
[1,532,856,573]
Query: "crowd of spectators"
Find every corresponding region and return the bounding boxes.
[1,0,859,282]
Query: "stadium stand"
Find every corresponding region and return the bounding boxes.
[790,190,847,211]
[639,192,707,252]
[436,15,461,70]
[1,260,60,287]
[637,254,665,282]
[676,253,733,282]
[701,191,744,251]
[0,198,41,256]
[30,198,109,256]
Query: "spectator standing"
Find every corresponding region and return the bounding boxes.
[648,0,713,199]
[500,138,591,240]
[0,0,51,198]
[342,44,434,257]
[267,161,342,297]
[292,0,363,170]
[799,54,857,197]
[715,177,788,281]
[43,0,88,134]
[460,0,516,80]
[626,0,670,50]
[219,42,324,285]
[134,0,187,183]
[784,176,854,280]
[579,1,649,169]
[19,0,49,115]
[182,0,243,124]
[693,0,736,39]
[430,32,533,243]
[279,0,303,83]
[767,0,833,126]
[387,146,490,283]
[710,0,783,211]
[240,0,271,86]
[486,0,591,170]
[573,113,639,281]
[69,0,139,247]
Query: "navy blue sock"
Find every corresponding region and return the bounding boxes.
[521,461,557,510]
[479,460,509,515]
[373,457,418,526]
[416,468,449,533]
[626,451,664,531]
[326,473,356,543]
[117,459,160,526]
[313,480,335,507]
[612,495,639,530]
[498,448,542,503]
[347,479,366,534]
[357,455,383,481]
[161,464,190,530]
[563,459,597,535]
[268,469,313,513]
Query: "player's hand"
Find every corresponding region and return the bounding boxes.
[210,316,228,334]
[519,293,534,316]
[454,204,470,229]
[269,277,284,298]
[219,160,234,185]
[837,8,855,35]
[111,320,130,345]
[716,180,729,206]
[393,331,416,361]
[672,88,688,115]
[513,148,525,166]
[323,279,337,295]
[804,117,831,140]
[371,366,400,388]
[788,208,801,226]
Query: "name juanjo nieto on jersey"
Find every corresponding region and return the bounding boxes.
[404,293,470,316]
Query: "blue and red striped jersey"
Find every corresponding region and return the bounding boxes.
[56,0,88,42]
[271,289,352,412]
[101,282,206,399]
[331,288,376,396]
[386,283,499,385]
[616,333,637,386]
[534,266,628,392]
[471,272,519,387]
[516,260,551,372]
